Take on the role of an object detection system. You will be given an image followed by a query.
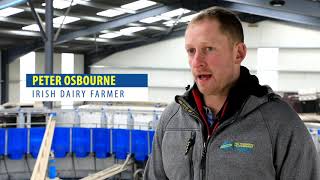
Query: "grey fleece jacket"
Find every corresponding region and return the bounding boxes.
[144,89,320,180]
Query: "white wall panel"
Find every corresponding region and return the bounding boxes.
[92,67,193,87]
[8,58,19,102]
[278,49,320,71]
[242,48,257,70]
[278,72,320,92]
[35,52,62,74]
[243,21,320,48]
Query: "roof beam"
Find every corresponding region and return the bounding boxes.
[85,27,186,66]
[0,28,40,37]
[216,0,320,28]
[0,0,26,9]
[75,0,136,13]
[221,0,320,18]
[56,4,180,45]
[0,17,83,29]
[17,5,108,22]
[2,38,43,64]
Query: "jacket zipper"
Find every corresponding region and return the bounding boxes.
[179,96,249,180]
[201,97,249,180]
[185,131,196,180]
[177,97,208,180]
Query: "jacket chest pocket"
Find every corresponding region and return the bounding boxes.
[162,130,199,180]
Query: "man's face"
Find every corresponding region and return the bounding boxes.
[185,19,243,96]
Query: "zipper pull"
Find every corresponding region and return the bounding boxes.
[185,131,196,155]
[200,142,207,169]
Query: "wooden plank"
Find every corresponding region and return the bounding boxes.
[30,114,56,180]
[81,154,132,180]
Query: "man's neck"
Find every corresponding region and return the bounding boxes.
[204,95,228,115]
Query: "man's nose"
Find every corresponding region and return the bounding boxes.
[192,51,205,68]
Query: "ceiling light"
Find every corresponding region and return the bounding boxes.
[120,27,147,35]
[157,15,171,21]
[161,8,190,18]
[53,16,80,24]
[22,17,79,31]
[75,37,110,42]
[270,0,285,6]
[42,0,78,9]
[0,7,24,17]
[139,16,162,23]
[22,24,60,31]
[22,24,40,31]
[97,9,126,17]
[163,20,175,27]
[99,32,122,39]
[121,0,157,11]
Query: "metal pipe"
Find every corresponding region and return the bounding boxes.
[54,0,74,41]
[27,0,47,41]
[4,128,8,155]
[44,0,53,109]
[133,168,145,180]
[90,128,93,153]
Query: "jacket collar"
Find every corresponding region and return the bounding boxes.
[176,66,278,120]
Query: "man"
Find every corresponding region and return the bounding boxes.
[144,6,319,180]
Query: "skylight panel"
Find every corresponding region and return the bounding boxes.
[42,0,77,9]
[0,7,24,17]
[121,0,157,11]
[139,16,162,23]
[22,24,40,31]
[163,20,176,27]
[99,32,122,39]
[161,8,190,18]
[53,16,80,24]
[119,27,147,35]
[97,9,126,17]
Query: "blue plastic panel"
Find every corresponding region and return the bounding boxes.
[7,128,27,159]
[93,128,110,158]
[72,128,90,158]
[52,127,70,158]
[30,127,45,158]
[132,130,148,161]
[0,128,5,155]
[112,129,129,160]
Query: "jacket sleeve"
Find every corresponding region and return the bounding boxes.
[143,122,168,180]
[262,100,320,180]
[144,103,178,180]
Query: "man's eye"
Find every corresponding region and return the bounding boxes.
[187,48,195,54]
[206,47,213,51]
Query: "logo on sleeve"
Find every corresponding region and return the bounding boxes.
[220,141,254,153]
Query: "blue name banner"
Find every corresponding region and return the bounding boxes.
[26,74,148,87]
[22,74,149,102]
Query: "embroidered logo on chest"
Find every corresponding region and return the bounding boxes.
[220,141,254,153]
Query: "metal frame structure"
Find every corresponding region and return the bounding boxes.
[0,0,320,104]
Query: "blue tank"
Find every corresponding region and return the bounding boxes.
[93,128,110,158]
[30,127,45,158]
[52,127,70,158]
[72,127,90,158]
[7,128,27,159]
[132,130,148,161]
[0,128,5,156]
[112,129,129,160]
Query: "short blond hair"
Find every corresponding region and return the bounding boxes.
[189,7,244,44]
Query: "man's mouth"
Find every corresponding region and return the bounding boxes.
[197,74,212,80]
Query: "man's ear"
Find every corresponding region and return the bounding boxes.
[235,42,247,64]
